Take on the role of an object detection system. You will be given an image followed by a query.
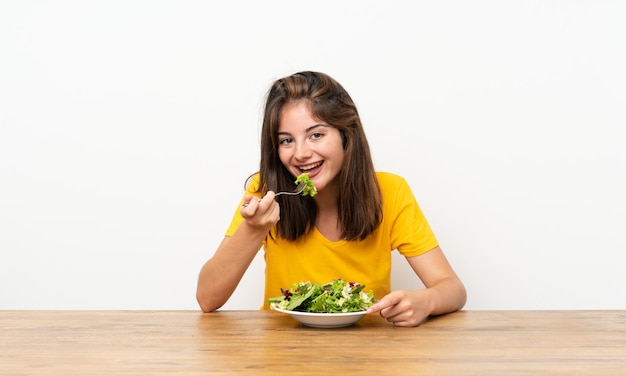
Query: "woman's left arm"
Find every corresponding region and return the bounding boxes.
[367,246,467,327]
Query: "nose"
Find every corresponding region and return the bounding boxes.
[293,140,312,161]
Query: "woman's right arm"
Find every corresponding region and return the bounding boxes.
[196,192,279,312]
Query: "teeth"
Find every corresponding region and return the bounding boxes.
[300,162,321,171]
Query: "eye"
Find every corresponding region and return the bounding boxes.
[279,137,293,145]
[310,132,324,140]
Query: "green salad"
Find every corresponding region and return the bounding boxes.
[269,279,375,313]
[295,173,317,197]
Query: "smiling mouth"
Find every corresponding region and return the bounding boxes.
[298,161,322,172]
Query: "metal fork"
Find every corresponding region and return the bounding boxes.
[242,182,307,207]
[274,182,307,197]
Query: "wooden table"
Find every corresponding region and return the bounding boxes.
[1,310,625,375]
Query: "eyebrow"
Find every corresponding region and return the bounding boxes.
[277,123,328,135]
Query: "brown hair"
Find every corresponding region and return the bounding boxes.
[255,71,382,241]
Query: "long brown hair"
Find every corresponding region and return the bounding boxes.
[255,71,382,241]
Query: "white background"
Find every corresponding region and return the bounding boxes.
[1,1,625,310]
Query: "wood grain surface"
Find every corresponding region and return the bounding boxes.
[1,310,625,375]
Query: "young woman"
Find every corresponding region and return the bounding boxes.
[196,71,466,327]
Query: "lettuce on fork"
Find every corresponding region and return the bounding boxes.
[269,279,375,313]
[295,173,317,197]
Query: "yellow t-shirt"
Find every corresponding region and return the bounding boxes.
[225,172,438,309]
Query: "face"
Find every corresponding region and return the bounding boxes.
[277,101,345,196]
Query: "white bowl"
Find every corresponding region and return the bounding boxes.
[271,307,367,328]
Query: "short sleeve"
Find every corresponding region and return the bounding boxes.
[225,174,261,237]
[381,173,439,257]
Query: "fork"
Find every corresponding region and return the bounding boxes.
[242,182,307,207]
[275,182,307,197]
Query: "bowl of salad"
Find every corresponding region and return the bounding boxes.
[269,279,375,328]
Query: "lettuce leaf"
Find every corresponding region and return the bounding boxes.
[269,279,375,313]
[294,173,317,197]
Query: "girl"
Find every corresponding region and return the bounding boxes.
[196,71,466,327]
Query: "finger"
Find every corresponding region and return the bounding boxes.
[242,192,263,207]
[366,294,398,315]
[240,197,262,218]
[261,191,276,204]
[391,320,413,327]
[241,198,260,207]
[241,194,258,206]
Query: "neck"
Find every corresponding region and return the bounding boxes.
[313,180,339,211]
[314,195,342,242]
